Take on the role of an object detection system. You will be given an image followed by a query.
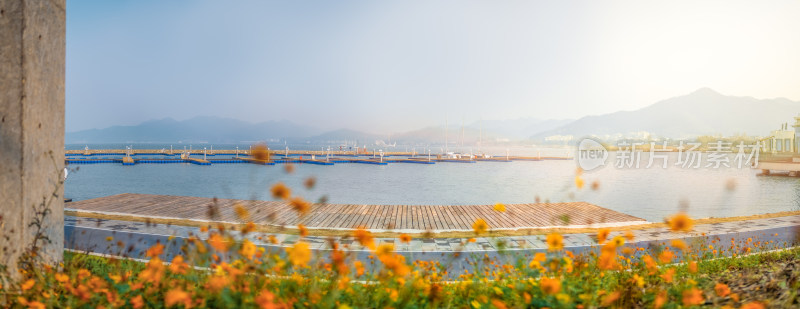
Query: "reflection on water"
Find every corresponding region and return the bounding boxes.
[64,151,800,222]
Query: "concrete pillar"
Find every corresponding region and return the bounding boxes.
[0,0,65,278]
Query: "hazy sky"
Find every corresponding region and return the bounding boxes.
[66,0,800,133]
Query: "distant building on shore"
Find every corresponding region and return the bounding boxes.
[762,115,800,154]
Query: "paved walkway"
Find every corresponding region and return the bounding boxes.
[65,215,800,253]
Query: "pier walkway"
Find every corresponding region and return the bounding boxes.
[66,193,647,232]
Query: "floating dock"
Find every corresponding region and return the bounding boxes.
[66,193,648,232]
[756,157,800,176]
[65,149,569,167]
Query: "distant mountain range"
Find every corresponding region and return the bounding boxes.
[66,116,568,144]
[65,117,322,143]
[66,88,800,144]
[532,88,800,140]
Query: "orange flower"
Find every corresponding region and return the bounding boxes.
[654,290,667,309]
[270,182,291,200]
[642,255,658,274]
[399,234,412,243]
[165,288,192,308]
[268,235,279,244]
[667,213,693,232]
[681,288,704,306]
[234,203,250,221]
[290,197,311,216]
[255,290,288,309]
[295,224,308,237]
[20,279,35,291]
[624,231,635,241]
[55,273,69,284]
[687,260,698,273]
[493,203,506,212]
[207,275,230,292]
[539,277,561,295]
[354,261,365,277]
[658,249,674,263]
[472,219,489,235]
[353,227,375,249]
[601,291,620,306]
[597,229,610,244]
[740,301,766,309]
[240,239,257,260]
[546,233,564,251]
[658,268,675,283]
[169,255,189,274]
[208,233,230,252]
[670,239,687,251]
[241,222,256,234]
[131,295,144,309]
[304,177,316,189]
[252,143,270,161]
[288,242,311,267]
[714,283,731,297]
[145,243,164,258]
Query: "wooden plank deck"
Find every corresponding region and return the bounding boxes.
[66,193,648,231]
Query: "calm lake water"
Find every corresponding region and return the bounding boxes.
[64,147,800,222]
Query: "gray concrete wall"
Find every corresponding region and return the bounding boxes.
[0,0,65,277]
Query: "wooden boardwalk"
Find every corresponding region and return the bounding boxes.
[66,193,647,231]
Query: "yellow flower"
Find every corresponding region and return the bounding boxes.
[667,213,693,232]
[546,233,564,251]
[574,175,585,189]
[270,182,291,200]
[240,239,257,260]
[472,219,489,235]
[375,243,395,256]
[611,236,625,247]
[493,203,506,212]
[631,274,644,288]
[288,242,312,267]
[165,288,192,308]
